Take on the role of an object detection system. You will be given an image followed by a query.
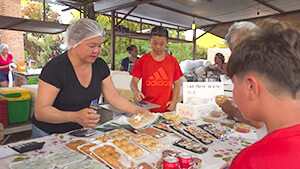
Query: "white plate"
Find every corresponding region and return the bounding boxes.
[46,150,86,168]
[90,142,137,169]
[9,157,55,169]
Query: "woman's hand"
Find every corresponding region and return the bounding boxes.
[133,106,150,115]
[166,99,177,111]
[133,91,145,102]
[74,108,100,128]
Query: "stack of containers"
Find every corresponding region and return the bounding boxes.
[0,99,8,126]
[0,87,31,124]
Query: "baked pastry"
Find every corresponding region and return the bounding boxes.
[111,152,121,159]
[215,95,229,106]
[80,143,96,154]
[120,145,128,152]
[109,131,118,136]
[127,143,135,151]
[66,140,86,152]
[118,128,126,133]
[102,145,115,153]
[235,123,251,133]
[141,140,151,146]
[127,150,136,158]
[121,138,129,145]
[134,147,143,157]
[113,140,122,147]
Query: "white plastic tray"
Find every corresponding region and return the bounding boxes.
[90,142,137,169]
[127,113,159,129]
[46,150,86,168]
[64,159,109,169]
[9,157,55,169]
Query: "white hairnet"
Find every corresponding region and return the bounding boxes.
[65,18,106,49]
[0,44,8,53]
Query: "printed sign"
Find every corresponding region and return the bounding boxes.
[183,82,224,103]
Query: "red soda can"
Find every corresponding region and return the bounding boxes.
[163,156,180,169]
[178,153,194,169]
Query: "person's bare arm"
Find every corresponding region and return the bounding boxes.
[119,65,125,71]
[102,75,148,114]
[130,76,145,102]
[166,79,180,110]
[35,79,100,128]
[220,100,264,129]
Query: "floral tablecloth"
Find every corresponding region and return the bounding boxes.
[0,116,258,169]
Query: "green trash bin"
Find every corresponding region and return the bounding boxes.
[0,87,31,124]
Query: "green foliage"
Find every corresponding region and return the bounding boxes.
[28,77,39,85]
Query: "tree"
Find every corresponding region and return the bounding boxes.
[21,0,63,67]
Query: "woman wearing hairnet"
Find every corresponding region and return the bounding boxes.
[32,18,149,138]
[0,44,14,87]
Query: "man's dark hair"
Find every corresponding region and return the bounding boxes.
[127,45,137,52]
[150,26,168,39]
[227,19,300,98]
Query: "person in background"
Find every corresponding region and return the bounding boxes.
[224,19,300,169]
[32,18,148,138]
[206,52,227,75]
[130,26,183,112]
[0,44,14,87]
[220,21,265,130]
[119,45,139,72]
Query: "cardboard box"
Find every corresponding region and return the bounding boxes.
[176,102,215,120]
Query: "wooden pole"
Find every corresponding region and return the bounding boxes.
[111,11,116,70]
[193,28,196,60]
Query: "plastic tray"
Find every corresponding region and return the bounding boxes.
[107,128,134,139]
[130,134,165,152]
[173,138,208,155]
[90,142,137,169]
[65,140,88,153]
[152,123,174,133]
[136,127,167,140]
[127,113,158,129]
[109,138,150,160]
[168,124,193,140]
[93,134,112,143]
[198,124,233,140]
[9,157,55,169]
[77,141,103,162]
[46,150,86,168]
[64,159,109,169]
[183,126,214,145]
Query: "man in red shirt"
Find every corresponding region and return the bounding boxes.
[226,19,300,169]
[130,26,183,112]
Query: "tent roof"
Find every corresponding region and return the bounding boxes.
[2,0,300,38]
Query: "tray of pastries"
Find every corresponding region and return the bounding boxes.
[152,123,173,133]
[111,138,149,159]
[136,127,167,139]
[169,124,193,140]
[198,124,233,139]
[131,134,165,152]
[95,134,111,143]
[90,143,136,169]
[127,112,157,129]
[65,140,87,153]
[235,123,251,133]
[183,126,214,145]
[173,138,208,155]
[77,142,103,163]
[107,128,134,139]
[156,150,202,169]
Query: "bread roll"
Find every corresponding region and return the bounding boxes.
[134,147,143,157]
[113,140,122,147]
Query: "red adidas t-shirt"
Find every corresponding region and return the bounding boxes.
[0,54,13,72]
[230,124,300,169]
[130,52,183,112]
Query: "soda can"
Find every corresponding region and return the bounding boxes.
[178,153,194,169]
[163,156,180,169]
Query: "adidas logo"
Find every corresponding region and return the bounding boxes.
[146,67,172,87]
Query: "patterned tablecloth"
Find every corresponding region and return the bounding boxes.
[0,116,258,169]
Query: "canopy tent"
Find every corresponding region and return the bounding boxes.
[1,0,300,68]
